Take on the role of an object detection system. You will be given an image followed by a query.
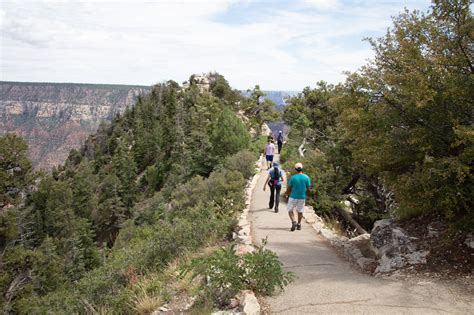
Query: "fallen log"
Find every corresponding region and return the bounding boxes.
[334,206,367,235]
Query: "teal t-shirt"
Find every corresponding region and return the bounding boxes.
[288,173,311,200]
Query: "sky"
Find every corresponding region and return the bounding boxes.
[0,0,432,91]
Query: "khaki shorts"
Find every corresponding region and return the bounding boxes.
[287,198,305,213]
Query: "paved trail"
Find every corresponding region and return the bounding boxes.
[250,161,473,314]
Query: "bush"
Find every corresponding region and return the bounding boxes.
[242,239,294,295]
[223,150,258,179]
[249,135,267,156]
[185,240,293,305]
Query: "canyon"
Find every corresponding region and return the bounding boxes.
[0,81,294,169]
[0,82,149,169]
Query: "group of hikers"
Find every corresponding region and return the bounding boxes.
[263,131,311,232]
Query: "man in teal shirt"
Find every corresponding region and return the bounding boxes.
[285,163,311,231]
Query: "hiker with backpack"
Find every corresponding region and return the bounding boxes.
[285,162,311,231]
[277,130,284,154]
[263,161,284,212]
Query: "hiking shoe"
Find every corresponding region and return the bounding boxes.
[274,207,279,213]
[296,223,301,230]
[290,221,297,231]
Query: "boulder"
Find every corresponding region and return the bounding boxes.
[371,219,428,273]
[240,290,260,315]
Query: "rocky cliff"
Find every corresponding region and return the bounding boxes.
[0,82,150,169]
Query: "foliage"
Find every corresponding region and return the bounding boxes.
[0,133,34,208]
[223,149,258,180]
[338,1,473,221]
[185,239,293,305]
[242,239,294,295]
[242,85,280,134]
[0,73,277,312]
[282,1,473,231]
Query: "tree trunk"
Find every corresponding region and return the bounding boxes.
[334,206,367,235]
[341,174,360,194]
[298,138,306,157]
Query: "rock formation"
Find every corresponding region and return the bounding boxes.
[0,82,149,169]
[371,219,429,273]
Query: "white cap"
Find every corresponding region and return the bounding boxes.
[295,162,303,170]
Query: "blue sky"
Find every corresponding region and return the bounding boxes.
[0,0,431,90]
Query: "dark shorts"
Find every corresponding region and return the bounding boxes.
[266,155,274,162]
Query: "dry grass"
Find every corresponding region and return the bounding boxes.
[82,299,114,315]
[130,286,163,315]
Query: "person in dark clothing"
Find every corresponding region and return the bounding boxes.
[277,130,283,154]
[263,162,285,212]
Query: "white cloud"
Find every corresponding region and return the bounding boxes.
[302,0,341,10]
[0,0,431,90]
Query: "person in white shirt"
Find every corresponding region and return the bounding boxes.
[264,139,276,169]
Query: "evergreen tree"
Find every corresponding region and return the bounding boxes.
[338,1,473,220]
[210,107,251,161]
[243,85,280,134]
[0,134,34,208]
[71,160,98,219]
[95,174,126,246]
[112,139,137,209]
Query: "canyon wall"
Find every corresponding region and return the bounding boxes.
[0,82,150,169]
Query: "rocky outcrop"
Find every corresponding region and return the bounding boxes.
[370,219,429,273]
[304,210,430,274]
[0,82,149,169]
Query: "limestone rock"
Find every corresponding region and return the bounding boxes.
[371,219,428,273]
[240,290,260,315]
[261,123,272,137]
[348,233,371,244]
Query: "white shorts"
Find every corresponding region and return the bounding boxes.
[287,198,305,213]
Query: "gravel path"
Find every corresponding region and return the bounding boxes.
[250,164,473,314]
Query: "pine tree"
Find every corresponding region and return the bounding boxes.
[95,174,126,246]
[210,107,250,161]
[0,134,34,208]
[112,139,137,209]
[71,160,98,219]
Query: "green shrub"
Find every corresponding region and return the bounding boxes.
[187,245,243,304]
[185,240,293,305]
[223,149,258,179]
[242,239,294,295]
[249,135,267,156]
